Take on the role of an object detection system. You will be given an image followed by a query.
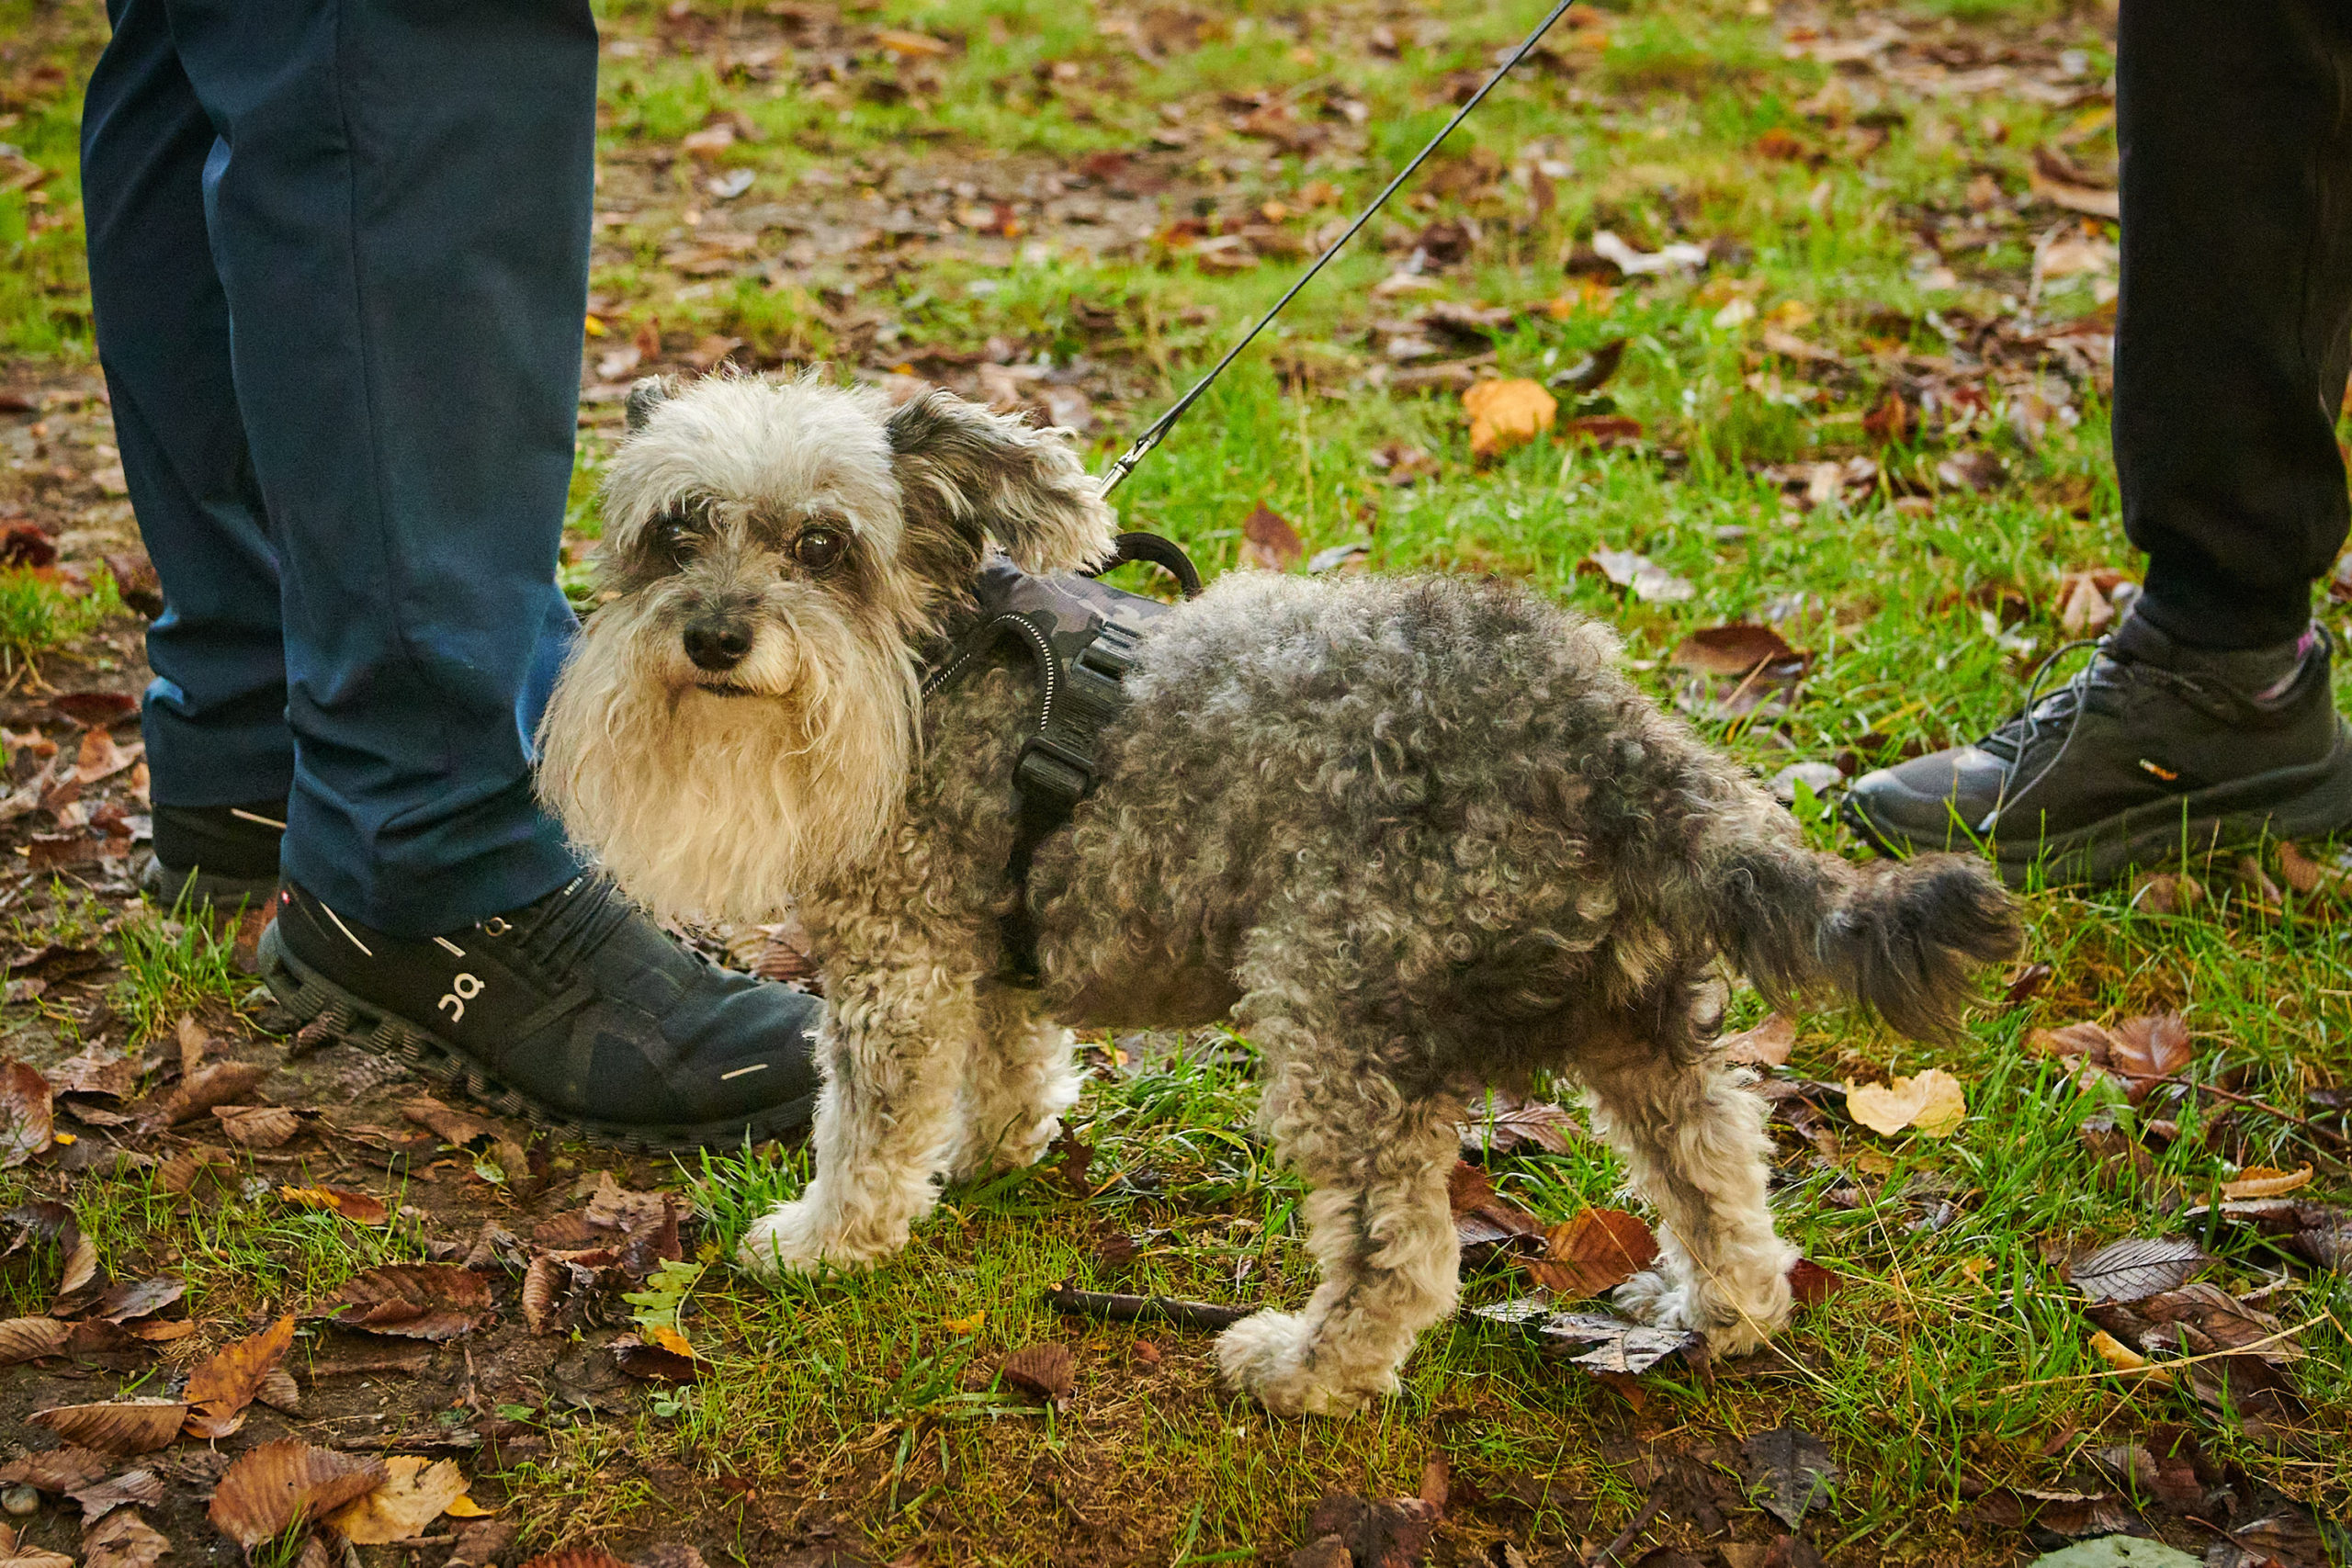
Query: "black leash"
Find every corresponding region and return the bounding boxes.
[1096,0,1584,496]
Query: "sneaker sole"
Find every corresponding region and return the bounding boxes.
[1844,734,2352,890]
[256,919,815,1154]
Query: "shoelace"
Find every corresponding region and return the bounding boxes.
[501,874,639,980]
[1976,637,2108,829]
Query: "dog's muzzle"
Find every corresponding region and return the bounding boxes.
[684,615,753,675]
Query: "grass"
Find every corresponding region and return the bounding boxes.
[0,0,2346,1561]
[0,564,122,667]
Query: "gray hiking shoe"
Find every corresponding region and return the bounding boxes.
[1842,610,2352,887]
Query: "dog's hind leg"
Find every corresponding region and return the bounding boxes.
[737,959,980,1277]
[1575,1018,1796,1355]
[944,987,1081,1182]
[1214,974,1460,1415]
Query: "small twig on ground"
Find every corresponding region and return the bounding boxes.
[2148,1073,2351,1153]
[1042,1280,1253,1331]
[1584,1489,1664,1568]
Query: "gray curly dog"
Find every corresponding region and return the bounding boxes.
[536,371,2018,1416]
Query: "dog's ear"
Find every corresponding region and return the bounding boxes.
[885,389,1116,576]
[625,375,675,434]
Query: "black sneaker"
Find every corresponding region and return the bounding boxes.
[1843,610,2352,887]
[140,799,286,908]
[256,874,821,1150]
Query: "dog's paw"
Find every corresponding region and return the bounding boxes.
[945,1114,1062,1184]
[1616,1268,1788,1356]
[1613,1268,1687,1329]
[735,1199,892,1280]
[1215,1311,1393,1417]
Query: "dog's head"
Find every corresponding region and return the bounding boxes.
[537,371,1116,922]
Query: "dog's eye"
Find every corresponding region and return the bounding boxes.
[650,512,695,565]
[793,527,846,572]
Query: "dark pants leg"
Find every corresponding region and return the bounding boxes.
[80,0,594,935]
[2116,0,2352,651]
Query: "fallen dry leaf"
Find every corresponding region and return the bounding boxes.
[1455,1093,1583,1156]
[1843,1069,1966,1137]
[0,1525,74,1568]
[1297,1491,1440,1568]
[609,1335,706,1383]
[2030,145,2120,220]
[326,1456,470,1545]
[0,1448,113,1495]
[155,1147,237,1201]
[515,1551,633,1568]
[1741,1426,1840,1528]
[1788,1257,1843,1306]
[70,1470,164,1526]
[875,27,952,56]
[2105,1014,2191,1094]
[1523,1209,1658,1299]
[2276,840,2332,896]
[0,1315,71,1364]
[1,1059,54,1167]
[175,1013,208,1077]
[1588,547,1694,604]
[29,1400,189,1455]
[1471,1298,1700,1374]
[1447,1161,1545,1266]
[52,1229,99,1303]
[279,1185,389,1225]
[45,1044,141,1101]
[208,1440,386,1550]
[88,1276,185,1325]
[322,1265,492,1339]
[1000,1343,1077,1402]
[2068,1236,2211,1304]
[1240,504,1304,572]
[137,1061,266,1133]
[183,1314,295,1439]
[80,1507,169,1568]
[1720,1013,1796,1066]
[1670,625,1806,681]
[1463,377,1555,460]
[2222,1166,2312,1201]
[215,1105,301,1148]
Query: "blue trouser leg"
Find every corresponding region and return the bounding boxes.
[80,0,595,936]
[81,0,293,816]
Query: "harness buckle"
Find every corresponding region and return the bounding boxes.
[1013,736,1093,807]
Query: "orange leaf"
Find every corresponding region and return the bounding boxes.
[1522,1208,1659,1298]
[183,1314,295,1440]
[208,1440,386,1550]
[1463,377,1556,460]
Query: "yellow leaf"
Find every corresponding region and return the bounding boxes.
[647,1324,695,1359]
[1843,1069,1967,1138]
[1463,378,1556,460]
[876,28,952,57]
[443,1494,495,1518]
[326,1456,468,1544]
[2087,1329,2167,1382]
[583,314,607,338]
[943,1312,986,1337]
[2222,1165,2312,1201]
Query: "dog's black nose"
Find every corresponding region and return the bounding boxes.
[683,617,753,672]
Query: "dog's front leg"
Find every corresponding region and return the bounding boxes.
[738,960,980,1277]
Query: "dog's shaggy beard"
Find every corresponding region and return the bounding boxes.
[537,592,916,925]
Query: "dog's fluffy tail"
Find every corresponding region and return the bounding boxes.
[1697,822,2018,1043]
